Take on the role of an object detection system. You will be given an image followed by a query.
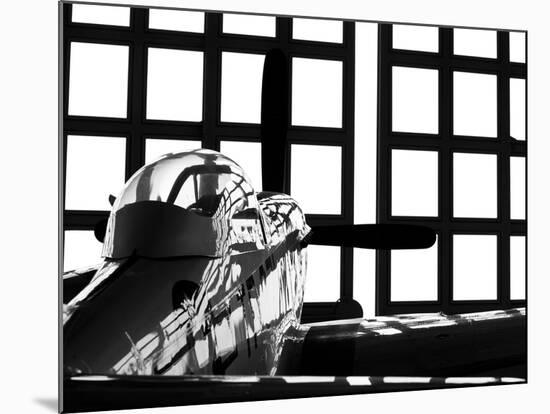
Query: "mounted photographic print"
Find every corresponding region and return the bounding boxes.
[60,1,527,412]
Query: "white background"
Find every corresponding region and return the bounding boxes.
[1,0,546,413]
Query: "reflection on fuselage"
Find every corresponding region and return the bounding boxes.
[63,192,310,377]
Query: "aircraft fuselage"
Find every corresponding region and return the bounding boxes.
[63,193,309,376]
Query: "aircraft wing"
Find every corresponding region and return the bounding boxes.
[278,307,526,378]
[62,308,525,412]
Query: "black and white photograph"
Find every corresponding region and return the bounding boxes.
[3,1,549,413]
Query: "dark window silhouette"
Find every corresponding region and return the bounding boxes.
[376,24,526,315]
[62,5,355,321]
[63,8,525,317]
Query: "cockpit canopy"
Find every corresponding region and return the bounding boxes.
[102,150,265,259]
[114,149,257,218]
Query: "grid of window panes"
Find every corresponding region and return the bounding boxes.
[62,4,355,320]
[377,24,526,315]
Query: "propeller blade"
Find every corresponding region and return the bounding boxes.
[261,48,289,193]
[307,224,436,250]
[94,218,108,243]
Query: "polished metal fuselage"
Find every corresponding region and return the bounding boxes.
[63,193,309,376]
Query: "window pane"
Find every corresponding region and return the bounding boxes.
[392,24,439,53]
[146,48,204,122]
[391,149,438,217]
[220,52,265,124]
[353,22,378,318]
[65,135,126,211]
[510,236,526,300]
[509,32,526,63]
[291,144,341,215]
[72,4,130,26]
[453,28,497,59]
[510,156,526,220]
[453,234,497,300]
[68,42,129,118]
[353,248,376,319]
[453,152,497,218]
[391,236,438,301]
[220,141,262,191]
[510,78,526,141]
[292,18,343,43]
[392,66,438,134]
[64,230,103,272]
[148,9,204,33]
[292,58,343,128]
[304,245,340,302]
[145,139,201,164]
[223,13,276,37]
[453,71,497,137]
[354,22,378,225]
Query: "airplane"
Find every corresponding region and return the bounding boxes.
[62,49,526,412]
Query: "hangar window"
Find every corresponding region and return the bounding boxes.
[510,78,526,140]
[453,71,498,137]
[220,52,265,124]
[304,245,341,302]
[62,6,525,318]
[64,135,126,211]
[452,234,498,300]
[292,18,343,44]
[392,24,439,53]
[377,25,527,314]
[291,57,343,128]
[453,152,498,219]
[392,66,439,134]
[222,13,276,37]
[391,236,438,302]
[453,28,497,59]
[290,144,342,215]
[63,230,103,272]
[62,5,355,322]
[510,156,526,220]
[391,149,438,217]
[148,9,205,33]
[509,32,526,63]
[146,48,204,122]
[68,42,129,118]
[510,235,526,300]
[71,4,130,27]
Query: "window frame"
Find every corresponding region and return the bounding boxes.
[376,24,527,315]
[62,5,356,322]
